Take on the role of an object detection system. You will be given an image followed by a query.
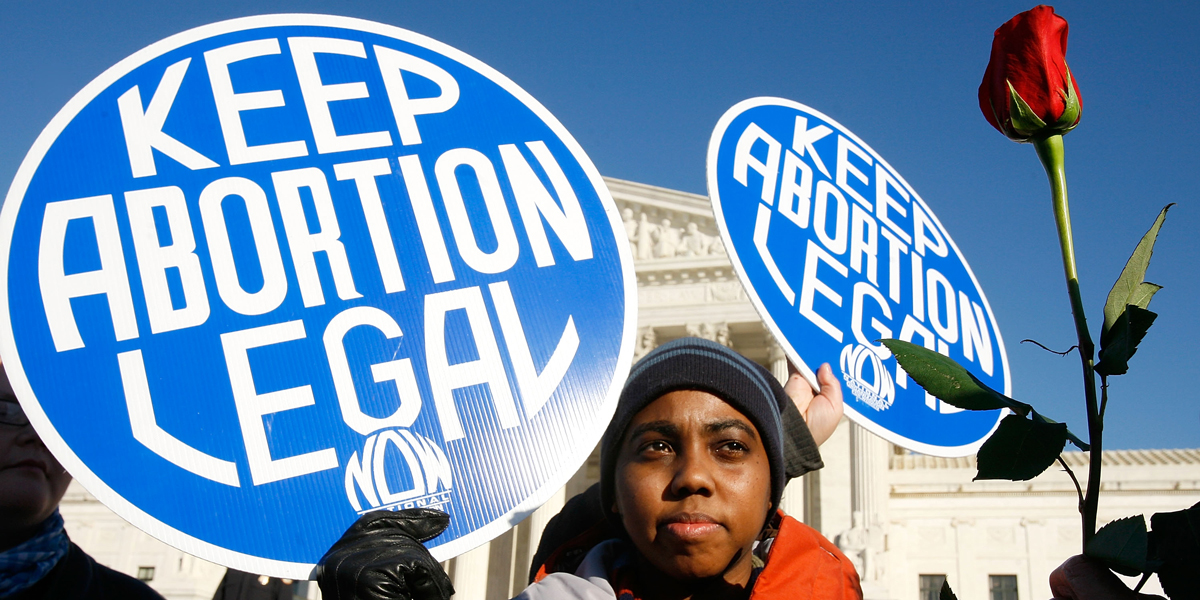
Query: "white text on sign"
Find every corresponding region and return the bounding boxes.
[119,38,462,176]
[732,117,995,414]
[36,38,594,488]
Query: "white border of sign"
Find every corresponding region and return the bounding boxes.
[707,97,1010,458]
[0,13,637,578]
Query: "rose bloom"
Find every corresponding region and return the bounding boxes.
[979,5,1082,141]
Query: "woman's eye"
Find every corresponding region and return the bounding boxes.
[642,440,672,454]
[717,440,748,455]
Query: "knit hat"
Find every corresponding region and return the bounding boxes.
[599,337,791,515]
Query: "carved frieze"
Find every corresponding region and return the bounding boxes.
[707,281,745,303]
[636,281,747,308]
[639,285,708,307]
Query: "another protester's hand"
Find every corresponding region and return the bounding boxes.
[785,362,844,447]
[1049,555,1164,600]
[318,509,455,600]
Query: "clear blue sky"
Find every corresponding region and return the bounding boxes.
[2,1,1197,451]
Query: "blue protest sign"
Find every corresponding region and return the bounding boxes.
[0,15,635,578]
[707,98,1010,456]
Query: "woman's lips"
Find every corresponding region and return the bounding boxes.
[4,458,49,475]
[660,513,722,539]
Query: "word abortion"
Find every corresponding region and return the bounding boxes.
[40,146,591,347]
[732,117,997,411]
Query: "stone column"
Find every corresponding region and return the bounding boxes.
[951,518,974,597]
[767,338,788,383]
[767,337,805,520]
[523,485,567,577]
[850,423,886,525]
[451,542,490,599]
[849,422,891,597]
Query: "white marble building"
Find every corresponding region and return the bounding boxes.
[57,178,1199,599]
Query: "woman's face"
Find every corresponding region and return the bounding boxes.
[0,365,72,541]
[613,389,772,587]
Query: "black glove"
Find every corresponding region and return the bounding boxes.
[317,509,455,600]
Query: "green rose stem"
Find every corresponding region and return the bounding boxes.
[1033,133,1101,548]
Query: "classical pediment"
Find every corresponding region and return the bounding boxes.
[604,176,727,266]
[603,177,778,363]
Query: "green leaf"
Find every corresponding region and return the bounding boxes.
[1149,501,1200,600]
[880,339,1031,414]
[1007,80,1048,137]
[1085,515,1148,577]
[883,339,1088,452]
[1032,410,1089,451]
[1102,206,1172,345]
[939,580,958,600]
[975,415,1067,481]
[1096,306,1158,377]
[1127,282,1163,310]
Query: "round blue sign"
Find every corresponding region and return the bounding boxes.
[0,15,635,578]
[707,98,1010,456]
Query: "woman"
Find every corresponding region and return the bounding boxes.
[0,365,164,600]
[319,338,861,600]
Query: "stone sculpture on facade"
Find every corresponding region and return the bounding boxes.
[709,232,726,256]
[836,511,871,582]
[619,206,726,260]
[652,218,681,258]
[622,207,638,257]
[836,510,888,589]
[679,222,713,257]
[632,326,658,362]
[713,323,731,347]
[685,322,731,347]
[635,212,656,260]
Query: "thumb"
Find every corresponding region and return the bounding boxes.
[783,359,815,410]
[817,363,842,398]
[358,509,451,543]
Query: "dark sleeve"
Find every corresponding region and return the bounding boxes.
[86,556,168,600]
[528,483,608,584]
[780,398,824,479]
[11,543,166,600]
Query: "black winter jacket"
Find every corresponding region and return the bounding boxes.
[7,542,165,600]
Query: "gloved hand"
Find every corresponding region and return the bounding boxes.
[1049,555,1164,600]
[317,508,455,600]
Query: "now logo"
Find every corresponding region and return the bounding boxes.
[344,429,452,514]
[839,343,896,412]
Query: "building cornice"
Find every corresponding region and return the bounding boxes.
[603,177,712,216]
[891,449,1200,470]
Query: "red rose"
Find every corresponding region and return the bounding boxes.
[979,5,1082,141]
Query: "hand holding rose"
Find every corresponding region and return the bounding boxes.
[1050,556,1164,600]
